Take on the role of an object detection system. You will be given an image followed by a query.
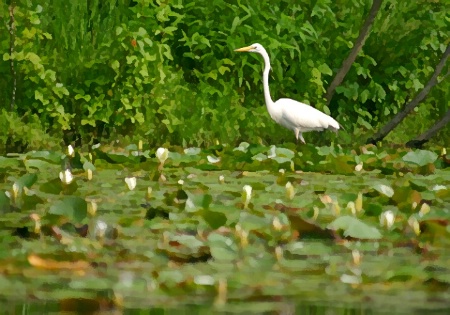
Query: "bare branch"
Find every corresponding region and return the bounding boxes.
[325,0,384,105]
[368,44,450,144]
[406,109,450,148]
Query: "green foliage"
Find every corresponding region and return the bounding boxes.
[0,0,448,148]
[0,110,59,151]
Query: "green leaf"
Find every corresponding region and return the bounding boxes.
[0,191,11,212]
[163,26,177,34]
[230,16,240,33]
[24,159,54,171]
[327,216,382,239]
[318,63,332,76]
[218,66,230,75]
[412,78,424,91]
[83,161,96,171]
[27,53,41,65]
[16,174,38,189]
[207,233,237,261]
[0,157,21,169]
[49,196,87,223]
[360,90,370,103]
[373,183,394,197]
[402,150,438,166]
[202,210,227,229]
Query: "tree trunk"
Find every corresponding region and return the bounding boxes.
[325,0,384,105]
[406,109,450,148]
[367,44,450,144]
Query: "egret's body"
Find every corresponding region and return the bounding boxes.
[235,43,340,143]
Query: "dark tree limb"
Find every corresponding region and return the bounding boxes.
[367,44,450,144]
[406,109,450,148]
[9,1,17,111]
[325,0,383,105]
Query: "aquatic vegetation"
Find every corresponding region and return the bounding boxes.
[0,143,449,313]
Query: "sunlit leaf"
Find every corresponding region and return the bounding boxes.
[328,215,382,239]
[373,183,394,197]
[402,150,438,166]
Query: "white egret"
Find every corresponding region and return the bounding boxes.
[235,43,340,143]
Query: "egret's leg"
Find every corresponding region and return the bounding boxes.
[299,133,306,144]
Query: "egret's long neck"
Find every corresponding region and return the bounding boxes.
[260,50,274,109]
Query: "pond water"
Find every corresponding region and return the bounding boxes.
[0,145,449,314]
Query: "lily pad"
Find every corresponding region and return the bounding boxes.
[15,173,38,189]
[402,150,438,166]
[327,215,382,239]
[49,196,87,223]
[373,183,394,197]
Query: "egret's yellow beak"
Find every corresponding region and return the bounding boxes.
[234,45,253,52]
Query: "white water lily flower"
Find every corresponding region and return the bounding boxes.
[12,183,19,199]
[340,274,361,285]
[67,145,75,157]
[194,275,215,286]
[156,147,169,164]
[432,185,446,191]
[275,246,283,261]
[347,201,356,215]
[124,177,137,190]
[313,206,320,220]
[380,210,395,229]
[178,179,184,185]
[87,200,98,216]
[59,169,73,185]
[355,192,363,212]
[419,203,430,217]
[186,198,196,211]
[352,249,361,265]
[408,215,421,235]
[87,169,93,181]
[285,182,295,200]
[268,145,276,158]
[146,187,153,199]
[332,202,341,217]
[95,220,108,238]
[207,155,220,163]
[235,224,249,247]
[218,175,225,184]
[243,185,252,208]
[272,217,283,231]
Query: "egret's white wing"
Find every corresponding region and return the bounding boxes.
[276,98,339,131]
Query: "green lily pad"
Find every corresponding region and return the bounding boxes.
[373,183,394,197]
[25,150,63,164]
[49,196,87,223]
[402,150,438,166]
[15,173,38,189]
[0,157,21,169]
[327,215,382,239]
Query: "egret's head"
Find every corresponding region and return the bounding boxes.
[234,43,264,53]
